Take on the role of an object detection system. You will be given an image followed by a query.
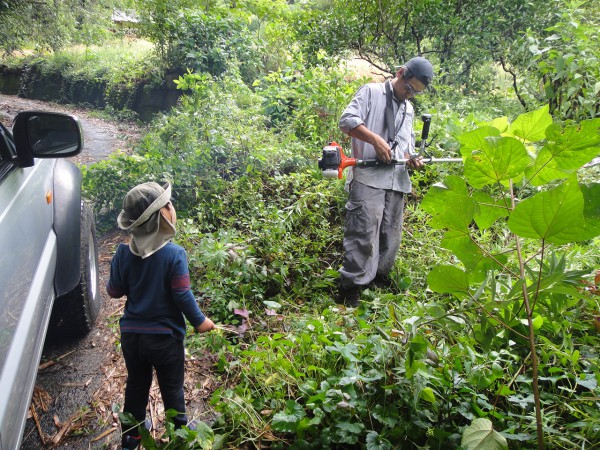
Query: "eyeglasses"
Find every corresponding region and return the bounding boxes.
[404,79,424,96]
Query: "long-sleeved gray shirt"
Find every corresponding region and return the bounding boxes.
[339,80,416,192]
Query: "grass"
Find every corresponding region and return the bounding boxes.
[0,38,156,85]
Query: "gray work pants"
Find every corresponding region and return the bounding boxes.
[339,181,405,288]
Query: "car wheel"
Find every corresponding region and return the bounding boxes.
[48,202,101,339]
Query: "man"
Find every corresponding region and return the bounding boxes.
[337,56,434,307]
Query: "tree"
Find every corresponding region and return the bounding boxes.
[295,0,559,89]
[509,3,600,120]
[0,0,129,54]
[130,0,197,59]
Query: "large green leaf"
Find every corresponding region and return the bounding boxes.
[526,118,600,185]
[508,177,600,243]
[441,230,484,270]
[458,126,501,157]
[421,175,475,231]
[272,400,306,432]
[464,136,531,188]
[461,418,508,450]
[507,104,553,142]
[441,231,501,282]
[472,191,510,229]
[581,182,600,235]
[427,265,470,297]
[582,182,600,220]
[525,144,573,186]
[488,116,509,133]
[545,118,600,164]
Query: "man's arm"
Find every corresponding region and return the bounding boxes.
[340,85,394,164]
[347,124,393,164]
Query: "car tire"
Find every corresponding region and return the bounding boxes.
[48,202,101,340]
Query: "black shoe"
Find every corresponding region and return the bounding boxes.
[122,435,141,450]
[174,417,197,431]
[337,282,360,308]
[371,273,394,290]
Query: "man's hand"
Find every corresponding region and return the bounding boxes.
[348,124,392,164]
[196,318,216,333]
[373,134,392,163]
[405,154,424,170]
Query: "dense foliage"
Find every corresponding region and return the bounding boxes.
[0,0,126,54]
[518,6,600,120]
[3,0,600,448]
[82,75,600,449]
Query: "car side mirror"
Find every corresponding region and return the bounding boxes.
[12,111,84,167]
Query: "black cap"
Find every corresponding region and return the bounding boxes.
[404,57,434,87]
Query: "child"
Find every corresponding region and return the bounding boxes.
[106,181,215,450]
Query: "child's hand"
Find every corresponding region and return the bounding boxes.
[196,318,216,333]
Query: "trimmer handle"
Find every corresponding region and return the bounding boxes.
[420,114,432,153]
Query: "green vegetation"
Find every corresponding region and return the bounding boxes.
[3,0,599,448]
[0,0,124,54]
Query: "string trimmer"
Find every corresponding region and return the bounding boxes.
[318,114,462,179]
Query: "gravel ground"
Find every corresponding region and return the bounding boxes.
[1,94,217,449]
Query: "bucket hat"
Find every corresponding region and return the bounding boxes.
[117,182,175,258]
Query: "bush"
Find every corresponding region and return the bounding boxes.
[83,70,317,230]
[252,59,364,148]
[162,11,263,85]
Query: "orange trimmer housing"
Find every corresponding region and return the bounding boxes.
[331,142,357,179]
[318,141,358,179]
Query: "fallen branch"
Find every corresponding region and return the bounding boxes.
[30,404,49,445]
[91,426,117,443]
[38,350,76,370]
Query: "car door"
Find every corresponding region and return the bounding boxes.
[0,123,59,450]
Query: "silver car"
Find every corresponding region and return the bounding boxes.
[0,111,100,449]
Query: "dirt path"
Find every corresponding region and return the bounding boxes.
[0,94,142,166]
[1,94,215,449]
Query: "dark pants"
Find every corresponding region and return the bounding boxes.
[121,333,187,437]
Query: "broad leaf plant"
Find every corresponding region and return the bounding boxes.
[422,105,600,449]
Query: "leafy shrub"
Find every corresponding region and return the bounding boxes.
[162,11,263,85]
[253,59,364,148]
[11,39,159,116]
[178,171,346,323]
[292,9,359,67]
[83,71,318,230]
[422,105,600,447]
[513,4,600,121]
[0,0,126,54]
